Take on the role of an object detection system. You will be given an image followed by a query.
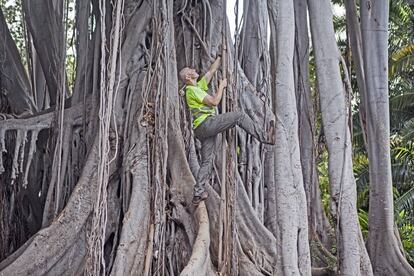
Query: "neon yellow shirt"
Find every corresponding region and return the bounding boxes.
[185,77,215,128]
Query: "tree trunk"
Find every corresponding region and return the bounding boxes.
[293,0,334,268]
[22,0,65,106]
[361,1,414,275]
[267,0,311,274]
[344,0,368,150]
[239,0,270,220]
[0,9,36,115]
[0,0,411,275]
[307,0,373,274]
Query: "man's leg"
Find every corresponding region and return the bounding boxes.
[194,135,217,197]
[195,112,273,144]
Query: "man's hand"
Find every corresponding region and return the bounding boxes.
[219,78,227,89]
[204,57,222,84]
[202,78,228,107]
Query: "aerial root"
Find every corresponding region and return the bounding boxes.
[180,202,213,276]
[23,130,39,188]
[10,130,25,184]
[0,129,5,174]
[18,130,27,174]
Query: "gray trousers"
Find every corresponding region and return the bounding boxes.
[193,112,267,196]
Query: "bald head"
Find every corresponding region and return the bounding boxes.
[179,67,191,82]
[179,67,199,84]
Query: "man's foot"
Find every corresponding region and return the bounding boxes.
[265,120,276,145]
[192,191,209,205]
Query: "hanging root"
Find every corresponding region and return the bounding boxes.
[18,130,27,175]
[0,141,99,276]
[0,102,83,181]
[10,130,24,184]
[22,130,39,188]
[180,202,213,276]
[0,129,6,174]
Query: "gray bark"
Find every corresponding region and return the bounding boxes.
[22,0,65,106]
[344,0,368,149]
[307,0,373,274]
[0,9,36,114]
[361,1,414,275]
[268,0,311,274]
[71,0,92,104]
[293,0,333,251]
[1,0,410,275]
[239,0,270,220]
[0,139,98,275]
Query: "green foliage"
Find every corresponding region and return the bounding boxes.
[317,151,331,217]
[396,210,414,265]
[390,43,414,78]
[395,187,414,215]
[64,0,76,92]
[358,209,369,239]
[390,93,414,133]
[353,154,369,192]
[391,140,414,189]
[388,0,414,99]
[390,92,414,114]
[389,0,414,52]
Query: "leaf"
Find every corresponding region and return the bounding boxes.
[390,93,414,113]
[389,43,414,78]
[400,119,414,142]
[395,186,414,212]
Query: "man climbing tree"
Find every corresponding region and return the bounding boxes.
[179,56,276,204]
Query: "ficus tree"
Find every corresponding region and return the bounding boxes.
[0,0,412,275]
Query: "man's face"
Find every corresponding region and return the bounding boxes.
[186,68,199,81]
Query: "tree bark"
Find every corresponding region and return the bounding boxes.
[0,9,36,114]
[239,0,270,220]
[293,0,334,268]
[22,0,65,106]
[1,0,411,275]
[361,1,414,275]
[307,0,373,274]
[267,0,311,274]
[344,0,368,150]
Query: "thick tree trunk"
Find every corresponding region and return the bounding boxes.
[344,0,368,149]
[22,0,65,106]
[71,0,92,105]
[361,1,414,275]
[293,0,334,269]
[0,138,98,275]
[267,0,311,274]
[307,0,373,275]
[239,0,270,220]
[2,0,411,275]
[0,9,36,114]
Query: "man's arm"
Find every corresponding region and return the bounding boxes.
[203,78,227,107]
[203,56,221,84]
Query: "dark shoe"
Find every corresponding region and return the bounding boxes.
[265,120,276,145]
[192,191,209,205]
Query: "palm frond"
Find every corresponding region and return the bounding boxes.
[353,154,369,191]
[395,186,414,212]
[394,143,414,160]
[400,119,414,142]
[390,95,414,133]
[358,209,369,239]
[389,0,412,24]
[390,43,414,78]
[390,93,414,112]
